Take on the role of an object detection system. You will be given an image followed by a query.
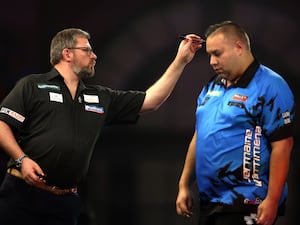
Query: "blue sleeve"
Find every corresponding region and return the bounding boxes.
[262,75,295,142]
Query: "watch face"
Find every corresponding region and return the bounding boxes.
[15,155,28,168]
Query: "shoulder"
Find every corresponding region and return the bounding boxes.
[254,65,294,105]
[17,70,54,84]
[254,65,292,91]
[84,84,145,96]
[83,84,115,94]
[256,65,286,82]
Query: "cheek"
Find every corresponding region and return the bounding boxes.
[74,58,89,67]
[223,54,237,67]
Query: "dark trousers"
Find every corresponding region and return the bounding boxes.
[0,173,81,225]
[198,212,278,225]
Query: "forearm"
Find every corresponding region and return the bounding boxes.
[266,137,293,203]
[0,120,24,160]
[179,160,196,190]
[141,58,186,113]
[179,131,197,189]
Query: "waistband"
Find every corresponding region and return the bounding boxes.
[199,201,286,216]
[7,168,77,196]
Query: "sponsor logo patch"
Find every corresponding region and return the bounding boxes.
[207,90,221,97]
[244,198,262,205]
[0,107,25,123]
[83,94,99,103]
[282,111,292,125]
[243,126,262,187]
[233,94,248,102]
[37,83,60,91]
[244,213,257,225]
[49,92,63,103]
[85,105,104,114]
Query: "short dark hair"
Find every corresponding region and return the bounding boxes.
[205,20,251,49]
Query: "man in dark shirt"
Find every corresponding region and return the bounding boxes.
[0,28,204,225]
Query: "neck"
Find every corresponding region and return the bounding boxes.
[226,54,254,87]
[54,64,79,99]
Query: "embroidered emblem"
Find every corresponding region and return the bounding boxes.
[244,213,257,225]
[49,92,63,103]
[38,83,60,91]
[233,94,248,102]
[0,107,25,123]
[85,105,104,114]
[83,94,99,103]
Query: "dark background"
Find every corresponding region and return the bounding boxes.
[0,1,299,225]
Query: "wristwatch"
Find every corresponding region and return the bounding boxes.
[15,155,28,168]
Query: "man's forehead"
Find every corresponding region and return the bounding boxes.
[207,32,226,42]
[76,37,90,46]
[206,34,225,52]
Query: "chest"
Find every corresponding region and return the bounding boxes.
[196,87,264,127]
[27,85,108,129]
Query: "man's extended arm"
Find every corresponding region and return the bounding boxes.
[141,35,203,113]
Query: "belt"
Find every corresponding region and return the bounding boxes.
[7,168,78,196]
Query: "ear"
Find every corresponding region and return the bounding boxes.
[234,40,244,55]
[62,48,73,62]
[235,40,243,49]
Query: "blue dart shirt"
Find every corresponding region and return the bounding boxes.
[195,59,295,211]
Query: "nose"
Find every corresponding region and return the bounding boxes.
[90,51,97,60]
[210,56,217,66]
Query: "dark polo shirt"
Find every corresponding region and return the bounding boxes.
[0,68,145,188]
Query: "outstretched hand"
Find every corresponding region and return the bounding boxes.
[176,34,204,65]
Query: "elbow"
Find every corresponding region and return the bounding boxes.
[141,102,161,113]
[141,93,168,113]
[284,136,294,152]
[288,136,294,152]
[151,103,162,112]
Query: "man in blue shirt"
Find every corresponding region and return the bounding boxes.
[176,21,295,225]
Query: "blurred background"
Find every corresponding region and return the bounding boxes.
[0,0,299,225]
